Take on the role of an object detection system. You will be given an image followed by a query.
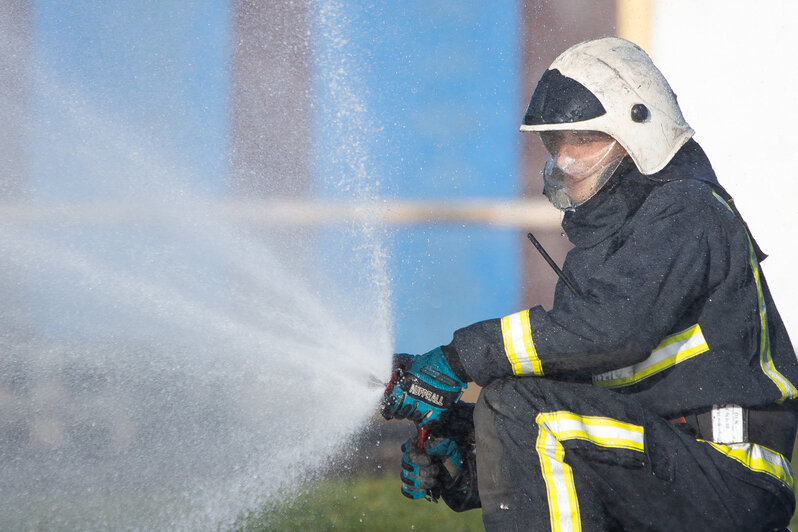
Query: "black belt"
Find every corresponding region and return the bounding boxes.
[671,404,797,459]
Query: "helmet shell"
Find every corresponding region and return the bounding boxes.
[520,37,694,175]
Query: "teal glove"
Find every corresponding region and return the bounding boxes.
[400,435,464,500]
[400,438,440,500]
[398,402,480,511]
[381,347,466,427]
[426,437,464,469]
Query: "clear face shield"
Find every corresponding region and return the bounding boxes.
[539,131,626,211]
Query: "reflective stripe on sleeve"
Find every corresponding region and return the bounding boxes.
[500,309,543,376]
[702,440,794,491]
[712,192,798,402]
[535,411,645,532]
[593,324,708,388]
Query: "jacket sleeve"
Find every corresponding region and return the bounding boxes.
[446,186,721,387]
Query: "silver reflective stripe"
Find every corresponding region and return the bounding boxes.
[535,411,645,532]
[711,191,798,402]
[703,440,794,491]
[593,324,708,388]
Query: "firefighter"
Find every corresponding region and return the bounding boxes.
[382,37,798,531]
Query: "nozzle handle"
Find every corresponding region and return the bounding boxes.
[416,424,430,449]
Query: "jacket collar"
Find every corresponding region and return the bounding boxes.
[560,139,715,248]
[561,159,651,247]
[646,138,718,187]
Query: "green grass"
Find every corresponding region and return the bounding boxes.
[238,474,484,532]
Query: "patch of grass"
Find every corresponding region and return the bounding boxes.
[239,474,483,532]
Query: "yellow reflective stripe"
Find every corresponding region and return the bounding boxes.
[539,411,645,451]
[747,233,797,401]
[711,191,734,215]
[593,324,708,388]
[748,256,791,399]
[712,192,797,402]
[702,440,794,491]
[536,412,645,532]
[501,309,543,376]
[536,425,578,532]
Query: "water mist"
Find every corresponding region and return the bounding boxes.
[0,2,393,530]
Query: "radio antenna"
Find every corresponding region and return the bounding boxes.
[526,232,580,296]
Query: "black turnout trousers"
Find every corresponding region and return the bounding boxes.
[474,377,795,532]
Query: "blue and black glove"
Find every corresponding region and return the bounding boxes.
[400,437,447,500]
[399,402,481,511]
[381,347,467,427]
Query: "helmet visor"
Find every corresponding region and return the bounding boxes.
[540,132,626,211]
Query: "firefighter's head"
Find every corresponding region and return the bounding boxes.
[521,37,694,210]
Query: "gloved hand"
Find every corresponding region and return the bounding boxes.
[399,402,481,511]
[400,435,463,500]
[381,347,466,427]
[400,438,442,500]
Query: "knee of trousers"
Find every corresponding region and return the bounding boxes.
[474,378,554,523]
[473,377,546,449]
[474,379,512,463]
[473,379,505,436]
[474,379,510,433]
[474,377,551,430]
[473,380,510,516]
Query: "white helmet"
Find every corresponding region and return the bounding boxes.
[520,37,693,175]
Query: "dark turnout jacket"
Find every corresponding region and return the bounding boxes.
[444,140,798,420]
